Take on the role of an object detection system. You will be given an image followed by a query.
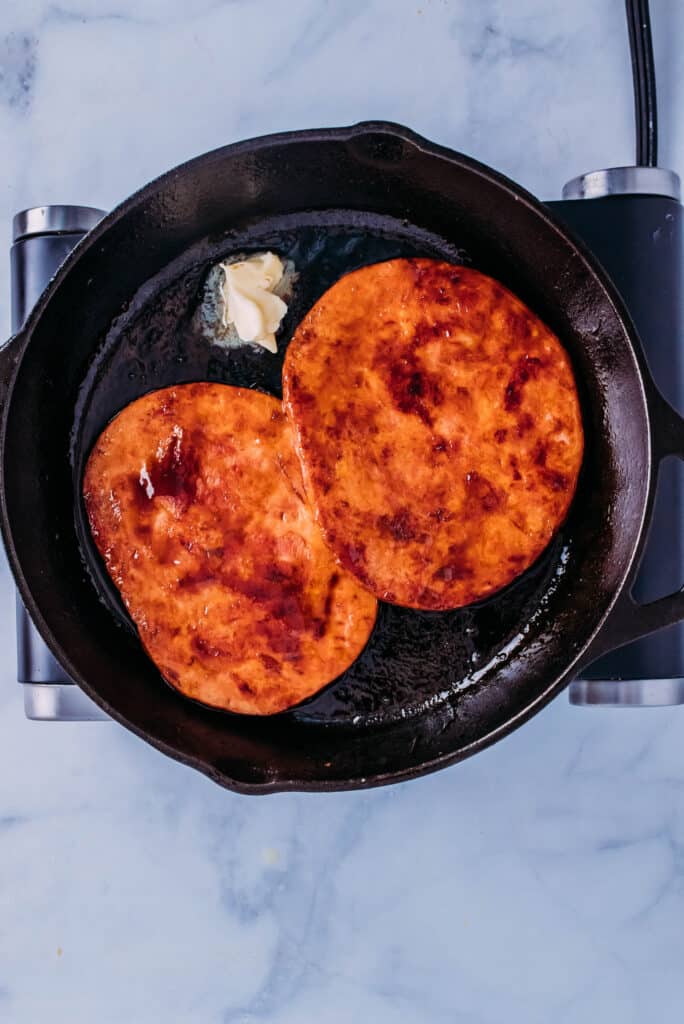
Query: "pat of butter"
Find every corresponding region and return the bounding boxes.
[219,252,288,353]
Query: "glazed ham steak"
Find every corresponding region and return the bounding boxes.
[83,383,377,714]
[284,258,584,610]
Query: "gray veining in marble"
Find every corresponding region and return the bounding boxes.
[1,1,684,1021]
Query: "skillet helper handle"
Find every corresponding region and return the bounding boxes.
[570,392,684,706]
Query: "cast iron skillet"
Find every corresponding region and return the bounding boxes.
[1,122,684,793]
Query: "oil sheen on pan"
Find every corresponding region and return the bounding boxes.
[82,383,378,714]
[283,258,584,610]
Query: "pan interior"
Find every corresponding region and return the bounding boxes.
[72,209,577,728]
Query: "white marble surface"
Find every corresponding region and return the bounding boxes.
[1,1,684,1021]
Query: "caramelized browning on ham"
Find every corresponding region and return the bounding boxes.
[283,259,584,609]
[83,383,377,713]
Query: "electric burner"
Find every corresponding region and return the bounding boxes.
[9,0,682,720]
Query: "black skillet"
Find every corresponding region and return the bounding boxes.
[1,122,683,793]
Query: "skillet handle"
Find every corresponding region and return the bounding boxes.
[570,392,684,706]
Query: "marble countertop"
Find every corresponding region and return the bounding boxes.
[2,1,684,1021]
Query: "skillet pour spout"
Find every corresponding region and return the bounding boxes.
[0,121,683,793]
[0,332,25,411]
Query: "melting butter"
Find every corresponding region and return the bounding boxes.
[219,252,288,353]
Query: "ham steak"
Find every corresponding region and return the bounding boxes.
[83,383,377,714]
[283,258,584,610]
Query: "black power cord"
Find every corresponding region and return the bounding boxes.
[625,0,658,166]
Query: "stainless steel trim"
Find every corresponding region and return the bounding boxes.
[562,166,681,201]
[569,677,684,706]
[12,205,105,242]
[16,594,73,683]
[23,684,110,721]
